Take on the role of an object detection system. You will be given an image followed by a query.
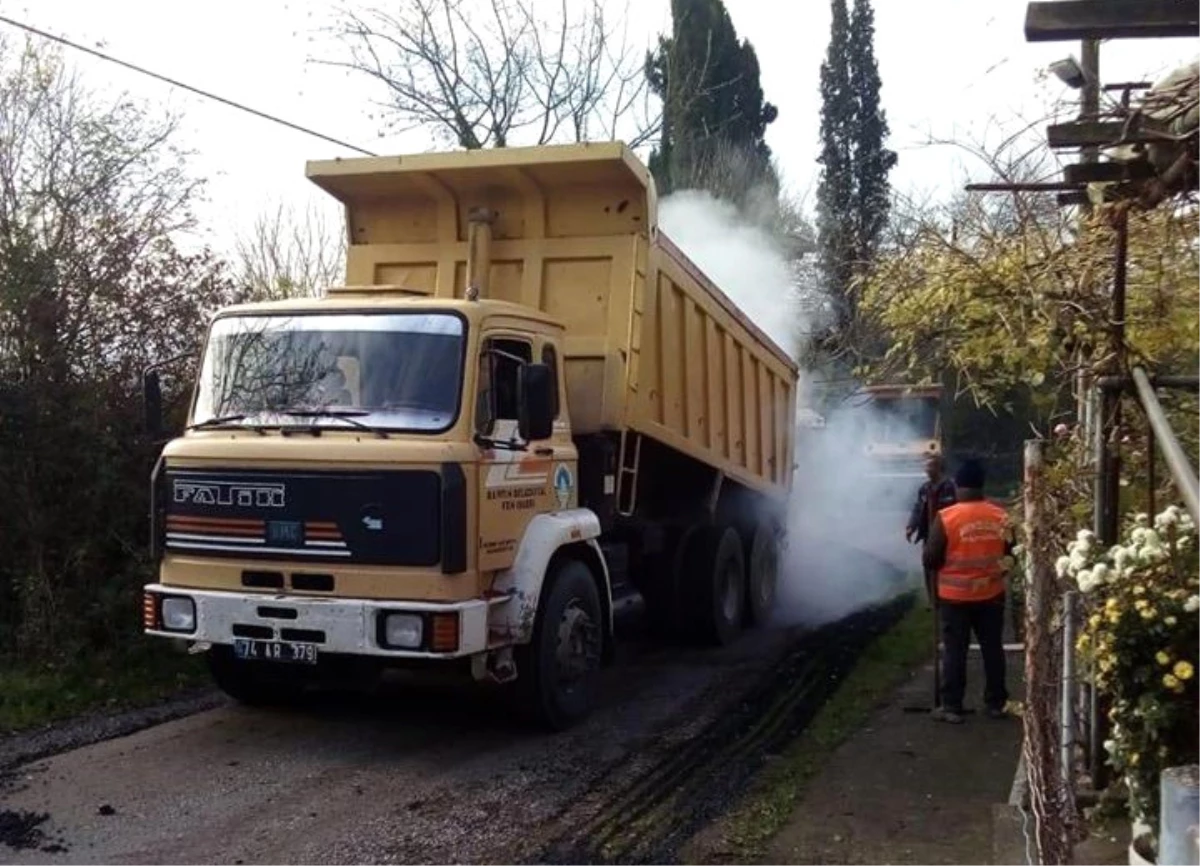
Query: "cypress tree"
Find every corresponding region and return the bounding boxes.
[816,0,895,343]
[646,0,779,213]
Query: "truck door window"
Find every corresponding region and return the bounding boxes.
[476,337,532,435]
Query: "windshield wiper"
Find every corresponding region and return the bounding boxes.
[188,413,247,431]
[282,408,389,439]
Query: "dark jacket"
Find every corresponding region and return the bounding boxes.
[907,477,957,543]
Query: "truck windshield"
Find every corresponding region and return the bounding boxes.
[191,312,465,432]
[868,397,938,442]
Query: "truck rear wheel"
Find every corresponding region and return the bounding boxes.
[207,647,308,707]
[684,525,746,646]
[746,522,780,626]
[517,558,604,730]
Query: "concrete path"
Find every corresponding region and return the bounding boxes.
[768,649,1024,865]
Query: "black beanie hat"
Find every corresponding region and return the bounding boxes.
[955,458,986,489]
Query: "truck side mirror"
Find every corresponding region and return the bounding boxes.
[517,363,554,442]
[143,370,164,439]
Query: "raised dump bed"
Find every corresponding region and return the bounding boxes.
[307,142,797,497]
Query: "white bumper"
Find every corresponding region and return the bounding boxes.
[144,585,499,659]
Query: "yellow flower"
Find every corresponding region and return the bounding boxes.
[1157,651,1172,666]
[1165,616,1178,626]
[1141,607,1157,620]
[1164,673,1181,689]
[1077,634,1091,652]
[1106,597,1119,611]
[1135,598,1149,610]
[1100,657,1114,673]
[1106,609,1121,624]
[1088,614,1101,630]
[1174,661,1194,681]
[1133,584,1146,596]
[1130,752,1141,766]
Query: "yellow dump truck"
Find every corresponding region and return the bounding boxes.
[856,383,944,511]
[141,142,798,728]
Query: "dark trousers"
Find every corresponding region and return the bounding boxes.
[940,595,1008,712]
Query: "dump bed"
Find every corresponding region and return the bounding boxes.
[307,142,797,497]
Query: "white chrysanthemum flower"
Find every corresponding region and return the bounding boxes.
[1155,509,1180,531]
[1131,527,1149,545]
[1069,550,1089,574]
[1091,563,1110,585]
[1139,545,1168,564]
[1077,529,1096,543]
[1055,556,1071,579]
[1113,547,1135,569]
[1134,513,1150,528]
[1185,595,1200,614]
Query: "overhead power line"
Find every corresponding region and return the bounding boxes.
[0,13,378,157]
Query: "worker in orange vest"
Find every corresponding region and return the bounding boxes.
[922,457,1013,724]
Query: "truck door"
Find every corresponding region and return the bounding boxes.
[474,334,570,572]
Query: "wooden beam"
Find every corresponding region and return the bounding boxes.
[966,181,1084,192]
[1057,191,1091,207]
[1046,119,1168,148]
[1063,160,1156,184]
[1025,0,1200,42]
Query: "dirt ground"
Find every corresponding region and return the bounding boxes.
[765,649,1024,866]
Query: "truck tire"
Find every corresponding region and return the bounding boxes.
[207,647,308,707]
[516,558,604,730]
[746,522,780,626]
[684,525,746,646]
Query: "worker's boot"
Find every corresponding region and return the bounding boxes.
[931,706,965,724]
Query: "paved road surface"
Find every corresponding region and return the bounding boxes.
[1,614,798,865]
[1,545,913,865]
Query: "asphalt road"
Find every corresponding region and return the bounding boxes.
[0,614,802,865]
[0,547,914,866]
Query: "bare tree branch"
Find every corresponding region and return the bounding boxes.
[318,0,659,150]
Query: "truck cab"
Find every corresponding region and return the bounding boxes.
[856,383,944,511]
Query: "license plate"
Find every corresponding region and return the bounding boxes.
[233,638,318,665]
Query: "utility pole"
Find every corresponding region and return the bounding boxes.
[1078,40,1100,447]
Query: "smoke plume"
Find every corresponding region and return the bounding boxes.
[658,191,924,627]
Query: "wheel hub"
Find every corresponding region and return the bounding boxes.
[555,601,600,685]
[721,564,740,621]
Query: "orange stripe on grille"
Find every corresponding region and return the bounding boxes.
[168,515,265,528]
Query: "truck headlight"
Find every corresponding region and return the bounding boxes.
[160,597,196,632]
[381,612,423,649]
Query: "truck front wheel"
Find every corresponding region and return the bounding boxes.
[517,558,604,730]
[207,647,308,707]
[685,525,746,646]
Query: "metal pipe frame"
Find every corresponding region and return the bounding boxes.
[1096,374,1200,391]
[1131,366,1200,522]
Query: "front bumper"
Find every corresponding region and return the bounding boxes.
[143,585,500,659]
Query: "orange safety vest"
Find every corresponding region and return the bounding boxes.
[937,500,1009,602]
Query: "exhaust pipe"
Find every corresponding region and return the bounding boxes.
[465,207,497,301]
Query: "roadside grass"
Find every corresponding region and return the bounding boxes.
[718,601,934,862]
[0,638,208,734]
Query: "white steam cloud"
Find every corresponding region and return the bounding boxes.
[658,191,924,627]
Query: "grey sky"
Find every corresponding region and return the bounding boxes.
[7,0,1198,253]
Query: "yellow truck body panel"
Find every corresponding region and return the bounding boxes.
[307,142,798,498]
